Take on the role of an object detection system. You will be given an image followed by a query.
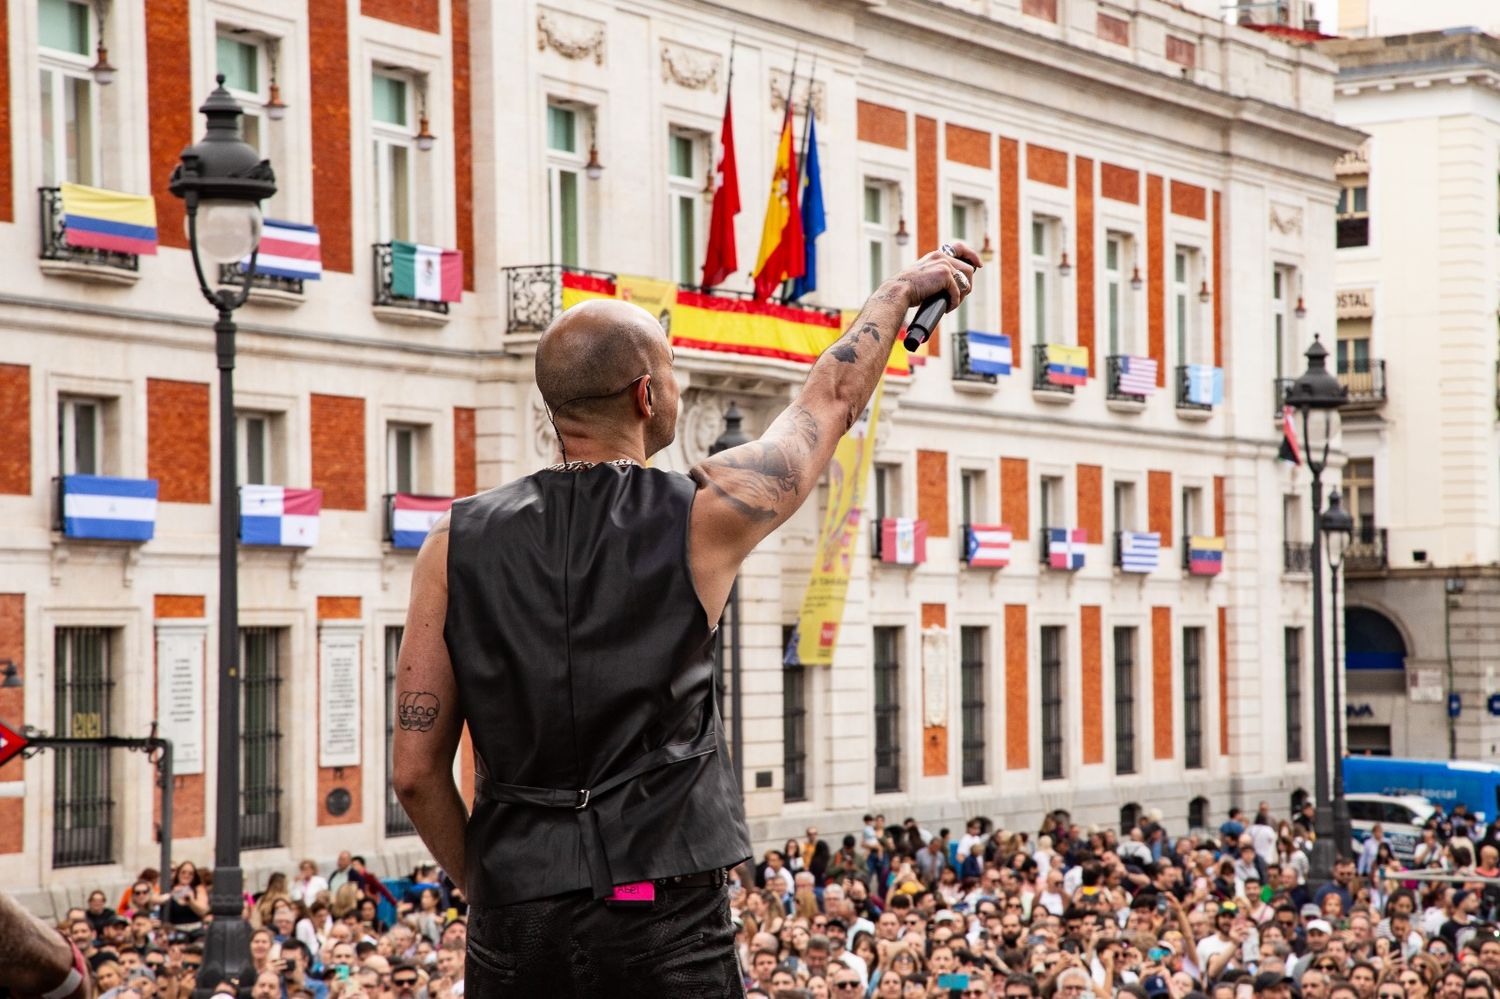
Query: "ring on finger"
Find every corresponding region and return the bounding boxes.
[956,273,970,293]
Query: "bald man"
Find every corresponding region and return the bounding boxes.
[0,889,92,998]
[392,242,978,995]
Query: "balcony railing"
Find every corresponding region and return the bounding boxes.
[505,263,617,333]
[1345,526,1388,574]
[372,243,449,315]
[1284,541,1313,574]
[1106,354,1148,403]
[952,331,998,384]
[1273,377,1294,415]
[39,187,139,272]
[1338,359,1385,409]
[218,262,305,296]
[1033,343,1074,395]
[1176,365,1213,412]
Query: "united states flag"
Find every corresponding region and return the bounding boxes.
[1116,355,1158,395]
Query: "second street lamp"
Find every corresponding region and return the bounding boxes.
[1322,487,1355,861]
[169,74,276,999]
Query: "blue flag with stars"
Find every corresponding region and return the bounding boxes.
[789,114,825,301]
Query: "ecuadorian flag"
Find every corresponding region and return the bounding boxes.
[61,182,158,256]
[1045,343,1089,386]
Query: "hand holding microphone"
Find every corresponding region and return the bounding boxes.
[898,241,982,352]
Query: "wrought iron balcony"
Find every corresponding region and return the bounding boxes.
[1033,343,1074,395]
[1338,359,1385,409]
[504,263,618,333]
[952,331,998,384]
[372,243,449,315]
[1344,525,1388,574]
[39,187,139,272]
[1283,541,1313,574]
[1176,365,1213,412]
[218,262,304,296]
[1106,355,1148,403]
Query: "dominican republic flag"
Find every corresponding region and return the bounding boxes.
[1184,364,1224,406]
[1118,531,1160,573]
[61,475,158,542]
[1116,355,1158,395]
[391,494,454,549]
[965,524,1012,567]
[240,485,322,547]
[1188,535,1225,576]
[1047,527,1087,570]
[1045,344,1089,386]
[1278,405,1303,465]
[965,332,1012,376]
[237,219,321,281]
[391,241,463,303]
[879,517,927,565]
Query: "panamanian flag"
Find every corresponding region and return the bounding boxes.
[879,517,927,565]
[965,524,1012,567]
[1188,535,1225,576]
[1048,527,1087,570]
[61,475,158,541]
[240,485,322,547]
[391,494,454,549]
[1045,344,1089,386]
[1118,531,1160,573]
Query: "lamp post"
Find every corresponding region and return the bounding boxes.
[1321,487,1354,860]
[1286,335,1347,883]
[168,75,276,999]
[709,402,752,790]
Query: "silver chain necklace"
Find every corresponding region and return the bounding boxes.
[544,458,639,473]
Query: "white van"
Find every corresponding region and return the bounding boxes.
[1346,793,1437,862]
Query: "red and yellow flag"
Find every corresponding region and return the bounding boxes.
[752,114,805,300]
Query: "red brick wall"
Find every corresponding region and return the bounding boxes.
[856,101,907,149]
[921,603,947,777]
[0,3,13,223]
[1146,175,1165,386]
[147,379,210,504]
[1097,12,1129,45]
[916,450,948,539]
[454,407,476,497]
[1167,37,1197,69]
[1080,605,1103,765]
[154,595,205,618]
[1075,156,1095,374]
[915,116,940,354]
[0,365,29,494]
[317,596,362,620]
[1027,144,1068,188]
[1005,604,1028,769]
[0,594,24,852]
[1152,606,1173,759]
[1023,0,1058,21]
[1213,190,1223,368]
[1149,470,1173,547]
[1001,457,1028,541]
[1076,464,1102,543]
[1101,163,1139,204]
[1171,181,1207,220]
[146,0,191,248]
[310,0,352,272]
[152,600,206,838]
[361,0,438,32]
[945,124,990,168]
[1217,606,1229,756]
[999,138,1020,366]
[311,395,366,510]
[452,0,474,290]
[1214,475,1226,537]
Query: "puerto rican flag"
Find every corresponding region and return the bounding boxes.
[1047,527,1087,570]
[391,494,454,549]
[879,517,927,565]
[965,524,1012,567]
[239,219,321,281]
[240,485,322,547]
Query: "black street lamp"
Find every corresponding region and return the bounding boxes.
[1322,487,1354,858]
[709,402,752,790]
[1285,334,1347,882]
[169,75,276,999]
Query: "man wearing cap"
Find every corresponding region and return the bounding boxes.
[1199,903,1251,982]
[1442,889,1483,950]
[1254,970,1293,999]
[1291,920,1334,982]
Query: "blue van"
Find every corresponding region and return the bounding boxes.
[1343,756,1500,824]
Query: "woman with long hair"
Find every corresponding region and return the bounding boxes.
[784,839,805,874]
[162,860,209,937]
[330,881,363,920]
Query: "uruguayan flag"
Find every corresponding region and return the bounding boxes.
[1119,531,1160,573]
[965,332,1012,376]
[61,475,158,541]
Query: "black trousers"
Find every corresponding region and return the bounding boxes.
[465,883,743,997]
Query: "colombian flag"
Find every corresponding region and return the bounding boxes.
[61,182,158,256]
[751,114,804,301]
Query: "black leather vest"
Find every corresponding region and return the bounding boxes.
[445,463,751,906]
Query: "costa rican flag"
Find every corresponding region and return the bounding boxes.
[61,475,158,541]
[1047,527,1087,570]
[240,485,322,547]
[238,219,322,281]
[391,494,454,549]
[965,524,1012,567]
[1188,535,1225,576]
[1116,355,1158,395]
[965,332,1012,376]
[1045,344,1089,386]
[1118,531,1160,573]
[879,517,927,565]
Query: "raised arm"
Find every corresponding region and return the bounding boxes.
[688,244,980,623]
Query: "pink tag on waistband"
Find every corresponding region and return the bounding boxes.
[607,881,656,904]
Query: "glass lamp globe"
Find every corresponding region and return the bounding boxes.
[189,200,263,264]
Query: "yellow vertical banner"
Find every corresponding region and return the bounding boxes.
[794,381,884,666]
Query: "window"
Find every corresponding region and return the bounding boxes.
[53,626,114,867]
[1283,494,1302,544]
[1189,796,1209,831]
[951,198,984,331]
[1272,266,1296,385]
[372,72,415,244]
[1040,474,1065,532]
[386,424,426,494]
[960,626,986,786]
[1041,626,1064,780]
[668,130,706,286]
[863,183,896,296]
[1120,802,1142,834]
[1346,459,1376,538]
[1337,317,1371,376]
[385,626,416,836]
[1105,233,1135,355]
[1183,627,1204,769]
[1031,217,1061,344]
[960,469,986,528]
[1285,627,1303,763]
[58,396,101,475]
[236,412,275,486]
[1174,247,1201,364]
[783,624,807,803]
[241,627,283,850]
[1182,485,1203,538]
[38,0,96,187]
[1337,176,1369,248]
[217,34,264,154]
[547,102,588,267]
[1113,481,1137,535]
[873,463,900,521]
[1114,627,1136,775]
[873,627,902,793]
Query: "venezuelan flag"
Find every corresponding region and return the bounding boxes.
[1187,535,1225,576]
[60,182,158,256]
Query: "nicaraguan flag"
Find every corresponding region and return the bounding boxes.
[966,332,1012,376]
[1047,527,1087,570]
[237,219,321,281]
[1116,355,1158,395]
[60,182,158,256]
[1045,344,1089,386]
[61,475,158,541]
[391,494,454,549]
[965,524,1013,567]
[240,485,323,547]
[1118,531,1160,573]
[879,517,927,565]
[1188,535,1225,576]
[1185,364,1224,405]
[391,242,463,302]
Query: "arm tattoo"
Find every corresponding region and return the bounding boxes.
[692,405,821,521]
[398,690,441,732]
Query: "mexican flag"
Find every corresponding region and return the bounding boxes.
[391,241,463,302]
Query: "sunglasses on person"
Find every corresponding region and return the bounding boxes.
[905,917,923,925]
[965,991,989,998]
[834,982,862,991]
[1379,991,1405,999]
[392,976,419,988]
[184,960,202,970]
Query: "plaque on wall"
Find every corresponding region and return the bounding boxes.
[155,626,205,775]
[319,629,362,768]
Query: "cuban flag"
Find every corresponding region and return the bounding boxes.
[1188,535,1225,576]
[1185,365,1224,406]
[391,494,454,549]
[879,517,927,565]
[61,475,158,541]
[1116,355,1158,395]
[1045,344,1089,386]
[1118,531,1160,573]
[965,524,1013,567]
[1047,527,1087,570]
[240,485,322,547]
[237,219,322,281]
[965,332,1012,377]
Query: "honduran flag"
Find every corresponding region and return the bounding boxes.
[60,182,158,256]
[1118,531,1160,573]
[61,475,158,542]
[391,494,454,549]
[879,517,927,565]
[1045,344,1089,386]
[391,242,463,303]
[240,485,322,547]
[239,219,321,281]
[965,332,1013,377]
[965,524,1013,567]
[1188,536,1225,576]
[1047,527,1087,570]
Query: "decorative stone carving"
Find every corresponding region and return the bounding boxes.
[1269,203,1303,236]
[531,394,558,462]
[661,42,722,92]
[537,7,605,65]
[769,68,825,121]
[679,390,729,467]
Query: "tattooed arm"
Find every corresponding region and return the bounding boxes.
[689,243,980,624]
[392,514,469,891]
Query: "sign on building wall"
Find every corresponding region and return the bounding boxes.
[922,626,949,728]
[319,629,362,768]
[155,626,205,775]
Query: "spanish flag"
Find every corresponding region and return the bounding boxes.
[752,113,804,300]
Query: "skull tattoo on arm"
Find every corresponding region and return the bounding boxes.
[398,690,440,732]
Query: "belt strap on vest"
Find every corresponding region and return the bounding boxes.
[474,725,720,899]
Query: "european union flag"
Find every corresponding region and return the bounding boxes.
[788,114,825,301]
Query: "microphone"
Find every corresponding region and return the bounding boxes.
[903,243,958,352]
